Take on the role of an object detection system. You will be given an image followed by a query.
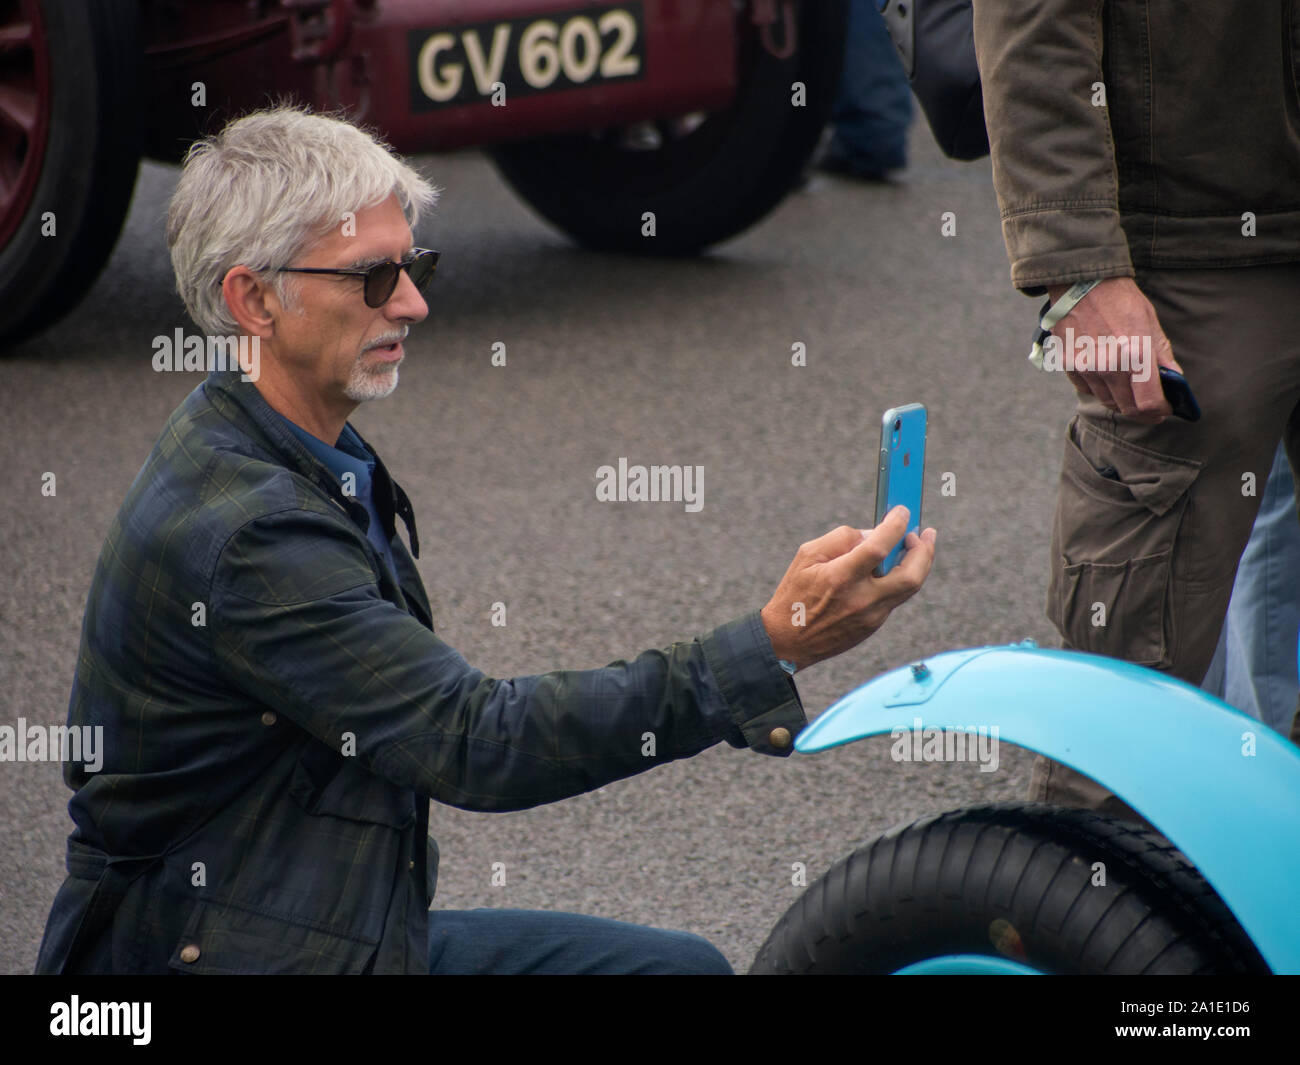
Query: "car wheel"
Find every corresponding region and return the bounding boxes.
[488,0,847,255]
[0,0,141,347]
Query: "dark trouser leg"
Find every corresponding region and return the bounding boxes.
[828,0,914,173]
[427,908,733,974]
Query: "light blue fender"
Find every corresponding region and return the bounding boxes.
[797,641,1300,974]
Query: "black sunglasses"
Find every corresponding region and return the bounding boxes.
[269,248,440,307]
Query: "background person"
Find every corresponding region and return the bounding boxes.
[819,0,914,181]
[1202,442,1300,740]
[972,1,1300,815]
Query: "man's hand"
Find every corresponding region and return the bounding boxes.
[1046,276,1180,423]
[760,506,937,672]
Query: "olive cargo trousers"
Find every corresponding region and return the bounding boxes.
[1030,263,1300,818]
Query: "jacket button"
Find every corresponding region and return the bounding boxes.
[409,860,415,871]
[179,944,201,963]
[261,711,277,726]
[769,727,792,749]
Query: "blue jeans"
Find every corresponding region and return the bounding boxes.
[829,0,914,173]
[427,908,734,974]
[1202,442,1300,737]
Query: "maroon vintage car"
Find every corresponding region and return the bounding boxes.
[0,0,845,343]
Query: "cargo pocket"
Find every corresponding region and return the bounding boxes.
[1047,417,1202,667]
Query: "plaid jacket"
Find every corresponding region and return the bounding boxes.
[35,369,806,974]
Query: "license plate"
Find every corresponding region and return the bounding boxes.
[409,3,646,111]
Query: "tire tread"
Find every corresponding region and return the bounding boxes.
[749,802,1268,975]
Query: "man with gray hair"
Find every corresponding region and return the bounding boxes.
[36,105,936,975]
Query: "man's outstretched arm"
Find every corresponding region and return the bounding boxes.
[209,506,934,811]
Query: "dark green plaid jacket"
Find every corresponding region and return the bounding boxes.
[35,369,806,974]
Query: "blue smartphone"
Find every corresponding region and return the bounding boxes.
[873,404,927,577]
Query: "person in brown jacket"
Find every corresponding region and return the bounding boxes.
[971,1,1300,815]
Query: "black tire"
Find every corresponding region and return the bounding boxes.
[488,0,847,254]
[0,0,142,348]
[749,803,1269,975]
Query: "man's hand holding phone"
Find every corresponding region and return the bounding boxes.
[1046,276,1184,423]
[760,507,937,673]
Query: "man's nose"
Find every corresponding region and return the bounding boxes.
[387,268,429,323]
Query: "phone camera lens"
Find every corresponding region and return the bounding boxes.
[894,419,902,431]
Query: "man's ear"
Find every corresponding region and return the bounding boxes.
[222,266,278,341]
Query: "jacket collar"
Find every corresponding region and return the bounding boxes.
[201,369,420,559]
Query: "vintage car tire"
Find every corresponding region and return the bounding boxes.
[488,0,847,255]
[749,803,1270,974]
[0,0,142,347]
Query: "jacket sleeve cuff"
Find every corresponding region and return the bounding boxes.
[699,611,806,757]
[1001,206,1136,294]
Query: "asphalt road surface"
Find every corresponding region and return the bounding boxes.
[0,126,1078,973]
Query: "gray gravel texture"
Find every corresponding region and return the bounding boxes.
[0,125,1075,974]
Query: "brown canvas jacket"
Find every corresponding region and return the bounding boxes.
[972,1,1300,292]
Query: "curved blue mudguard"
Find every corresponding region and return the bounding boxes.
[797,642,1300,974]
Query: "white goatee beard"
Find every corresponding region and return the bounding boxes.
[344,355,400,402]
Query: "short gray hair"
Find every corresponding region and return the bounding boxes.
[167,104,439,335]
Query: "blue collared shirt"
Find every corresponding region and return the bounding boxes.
[274,413,398,574]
